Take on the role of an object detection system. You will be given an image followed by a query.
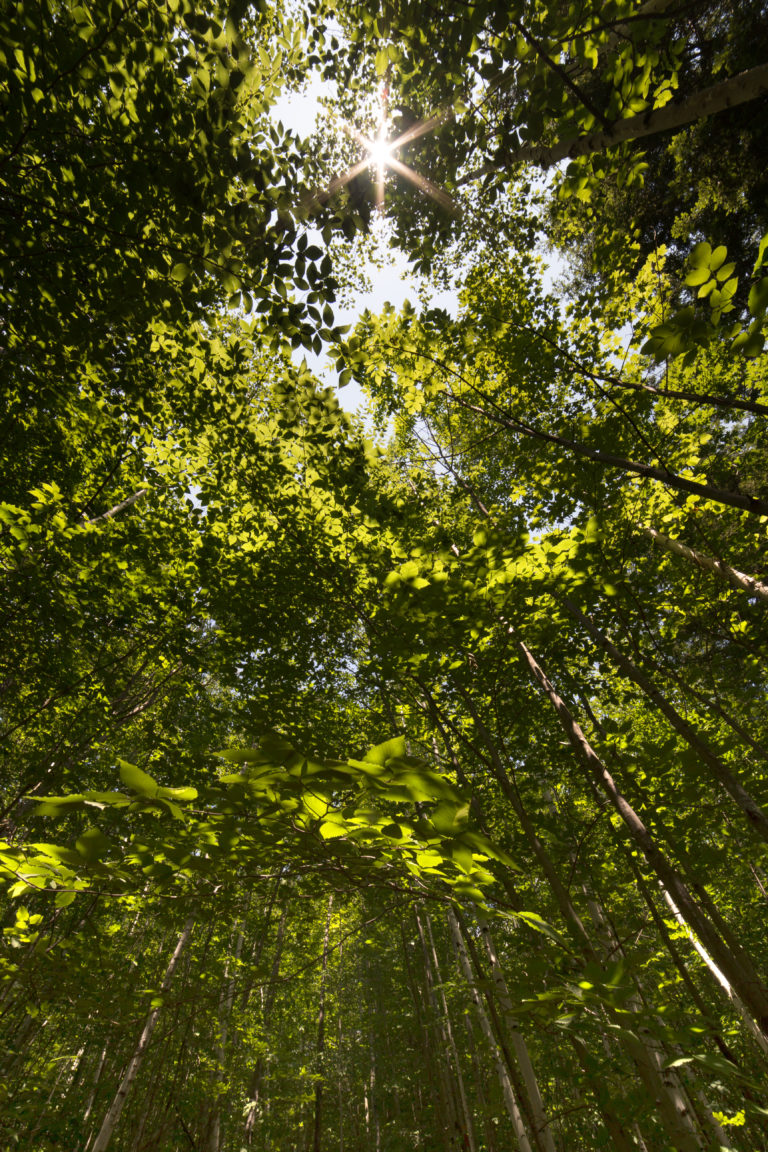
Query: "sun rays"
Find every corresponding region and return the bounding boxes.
[303,91,456,216]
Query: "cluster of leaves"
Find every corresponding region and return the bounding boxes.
[643,232,768,361]
[2,733,516,910]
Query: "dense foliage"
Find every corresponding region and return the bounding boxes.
[2,0,768,1149]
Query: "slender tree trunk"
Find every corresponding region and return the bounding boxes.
[25,1056,70,1147]
[432,674,732,1147]
[447,908,533,1152]
[602,628,768,764]
[463,1012,498,1152]
[456,688,597,957]
[312,896,333,1152]
[474,915,556,1152]
[244,902,289,1144]
[424,910,479,1152]
[452,682,733,1146]
[337,936,345,1152]
[208,921,244,1152]
[414,908,466,1149]
[561,593,768,842]
[450,906,549,1152]
[400,920,452,1152]
[81,1040,109,1151]
[641,524,768,601]
[659,883,768,1058]
[583,888,709,1150]
[369,1032,381,1152]
[623,842,753,1076]
[451,393,768,517]
[569,1034,639,1152]
[513,631,768,1038]
[89,915,194,1152]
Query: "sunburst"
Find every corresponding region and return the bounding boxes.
[304,83,456,216]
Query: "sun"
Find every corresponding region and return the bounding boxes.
[301,91,457,216]
[368,135,394,169]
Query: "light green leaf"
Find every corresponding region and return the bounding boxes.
[119,760,159,797]
[364,737,407,766]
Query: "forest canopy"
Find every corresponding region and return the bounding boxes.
[2,0,768,1149]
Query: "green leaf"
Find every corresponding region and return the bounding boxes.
[75,827,112,862]
[118,760,159,797]
[715,261,736,281]
[709,245,727,271]
[157,786,198,802]
[748,277,768,317]
[688,241,711,267]
[374,48,389,76]
[431,800,469,834]
[364,737,407,766]
[732,328,765,357]
[753,233,768,272]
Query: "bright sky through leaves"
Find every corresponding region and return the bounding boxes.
[271,77,458,412]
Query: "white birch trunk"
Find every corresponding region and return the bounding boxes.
[89,916,194,1152]
[660,885,768,1057]
[447,908,533,1152]
[421,910,478,1152]
[460,63,768,179]
[642,525,768,602]
[476,916,556,1152]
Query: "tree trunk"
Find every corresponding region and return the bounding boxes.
[415,907,472,1150]
[514,632,768,1039]
[400,920,453,1152]
[461,62,768,178]
[447,907,534,1152]
[641,524,768,602]
[474,915,556,1152]
[312,896,333,1152]
[569,1034,640,1152]
[208,921,244,1152]
[659,883,768,1058]
[452,393,768,517]
[244,902,289,1144]
[425,911,478,1152]
[560,593,768,843]
[89,915,194,1152]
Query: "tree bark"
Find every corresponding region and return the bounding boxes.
[311,896,333,1152]
[474,916,557,1152]
[447,907,533,1152]
[244,902,289,1144]
[422,909,478,1152]
[207,921,244,1152]
[451,393,768,517]
[460,62,768,180]
[513,632,768,1039]
[400,921,453,1152]
[560,593,768,843]
[89,915,194,1152]
[415,907,472,1150]
[641,524,768,602]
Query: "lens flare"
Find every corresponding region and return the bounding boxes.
[368,137,394,169]
[302,100,456,216]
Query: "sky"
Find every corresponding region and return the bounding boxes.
[270,76,459,417]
